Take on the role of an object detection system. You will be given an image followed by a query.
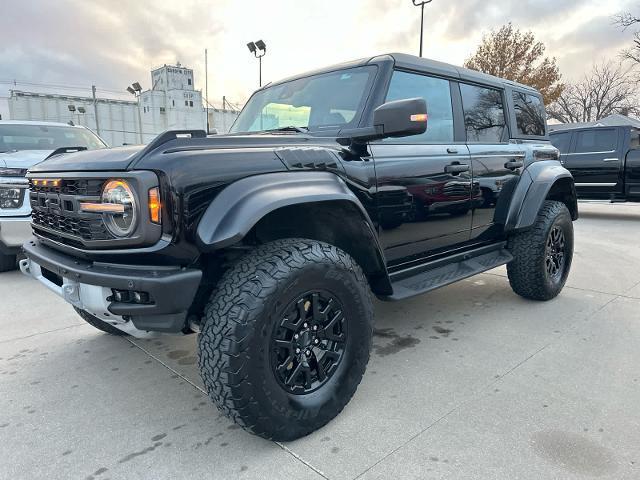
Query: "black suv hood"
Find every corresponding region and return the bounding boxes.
[27,133,336,173]
[28,145,145,173]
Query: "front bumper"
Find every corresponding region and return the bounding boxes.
[0,216,31,255]
[20,238,202,336]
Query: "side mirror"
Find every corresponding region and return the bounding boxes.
[373,97,428,138]
[337,97,427,145]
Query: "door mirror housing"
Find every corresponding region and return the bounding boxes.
[338,97,428,145]
[373,97,428,138]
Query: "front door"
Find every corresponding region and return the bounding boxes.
[564,127,623,195]
[370,70,472,265]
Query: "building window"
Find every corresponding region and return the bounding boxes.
[185,100,188,106]
[189,101,193,107]
[160,107,166,114]
[188,78,192,85]
[172,100,175,107]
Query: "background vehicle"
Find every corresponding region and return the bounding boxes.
[0,121,107,271]
[20,53,577,441]
[550,124,640,201]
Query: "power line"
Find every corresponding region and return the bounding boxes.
[0,79,130,97]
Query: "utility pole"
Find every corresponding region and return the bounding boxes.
[91,85,101,136]
[205,48,210,134]
[412,0,433,57]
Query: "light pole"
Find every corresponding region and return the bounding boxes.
[412,0,433,57]
[127,82,143,144]
[247,40,267,87]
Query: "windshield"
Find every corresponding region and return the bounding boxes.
[0,124,106,153]
[231,66,376,134]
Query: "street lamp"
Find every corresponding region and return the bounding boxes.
[126,82,144,144]
[247,39,267,87]
[67,105,80,125]
[412,0,433,57]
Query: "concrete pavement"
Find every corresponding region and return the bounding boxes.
[1,202,639,479]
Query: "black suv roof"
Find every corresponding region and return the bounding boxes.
[264,53,540,96]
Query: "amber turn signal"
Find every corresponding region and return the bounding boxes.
[148,187,161,224]
[410,114,428,122]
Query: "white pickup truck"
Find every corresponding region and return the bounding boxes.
[0,121,107,271]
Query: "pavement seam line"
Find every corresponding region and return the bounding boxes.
[126,338,331,479]
[481,271,640,300]
[275,442,331,479]
[352,292,623,479]
[0,322,86,344]
[124,338,207,394]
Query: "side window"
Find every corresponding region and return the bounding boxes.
[460,84,506,143]
[550,132,571,154]
[385,70,454,143]
[513,92,546,136]
[575,129,617,153]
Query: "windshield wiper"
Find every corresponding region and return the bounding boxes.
[263,126,309,133]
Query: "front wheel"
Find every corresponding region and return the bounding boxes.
[507,200,574,301]
[198,239,374,441]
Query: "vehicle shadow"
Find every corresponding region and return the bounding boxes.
[578,210,640,222]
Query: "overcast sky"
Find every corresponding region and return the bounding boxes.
[1,0,638,119]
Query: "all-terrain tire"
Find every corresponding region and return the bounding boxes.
[74,307,128,336]
[507,200,573,301]
[0,254,16,272]
[198,238,374,441]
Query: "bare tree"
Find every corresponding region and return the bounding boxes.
[464,23,564,105]
[547,62,638,124]
[614,12,640,63]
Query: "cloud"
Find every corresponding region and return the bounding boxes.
[0,0,638,121]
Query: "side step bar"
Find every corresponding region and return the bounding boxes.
[385,244,513,301]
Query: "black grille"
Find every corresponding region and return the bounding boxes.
[31,210,111,240]
[29,177,113,246]
[29,178,104,196]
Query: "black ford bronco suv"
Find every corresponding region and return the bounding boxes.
[20,53,578,441]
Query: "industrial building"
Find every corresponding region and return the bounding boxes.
[8,63,239,146]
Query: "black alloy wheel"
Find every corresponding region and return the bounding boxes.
[545,226,566,282]
[271,291,347,394]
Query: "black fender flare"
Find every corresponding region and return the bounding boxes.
[196,171,379,250]
[504,160,577,231]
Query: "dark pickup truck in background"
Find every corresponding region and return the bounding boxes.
[550,125,640,201]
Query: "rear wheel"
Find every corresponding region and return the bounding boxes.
[507,200,573,301]
[74,307,128,336]
[0,254,16,272]
[198,238,373,441]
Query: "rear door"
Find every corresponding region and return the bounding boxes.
[565,128,623,195]
[370,70,472,264]
[458,83,526,238]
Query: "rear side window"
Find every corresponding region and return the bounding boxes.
[385,70,454,143]
[575,129,617,153]
[460,84,506,143]
[513,92,546,136]
[550,132,571,154]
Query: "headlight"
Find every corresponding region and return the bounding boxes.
[0,167,27,177]
[0,187,24,209]
[101,179,137,237]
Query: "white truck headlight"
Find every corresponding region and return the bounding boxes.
[0,187,23,209]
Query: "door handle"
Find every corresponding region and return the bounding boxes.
[504,159,524,170]
[446,148,458,154]
[602,158,619,162]
[444,163,470,174]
